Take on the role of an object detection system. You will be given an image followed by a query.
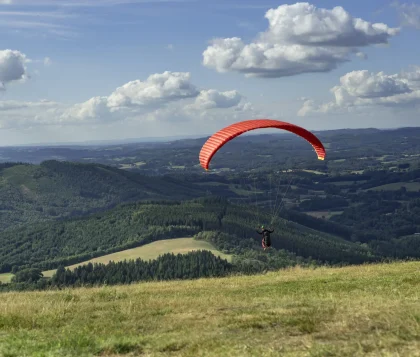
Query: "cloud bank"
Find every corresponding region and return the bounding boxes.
[203,2,399,78]
[0,70,258,129]
[298,66,420,116]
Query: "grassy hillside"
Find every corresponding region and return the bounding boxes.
[0,261,418,356]
[42,238,232,277]
[0,161,203,231]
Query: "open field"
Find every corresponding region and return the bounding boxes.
[0,261,419,356]
[305,210,344,219]
[301,169,327,175]
[118,162,146,169]
[368,182,420,192]
[229,185,264,196]
[42,238,232,278]
[0,273,13,284]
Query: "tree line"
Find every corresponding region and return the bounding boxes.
[0,250,233,292]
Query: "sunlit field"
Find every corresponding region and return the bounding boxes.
[0,261,419,356]
[42,238,232,278]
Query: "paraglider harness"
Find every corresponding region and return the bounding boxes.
[257,225,273,249]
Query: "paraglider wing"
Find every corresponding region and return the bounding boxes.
[199,119,326,170]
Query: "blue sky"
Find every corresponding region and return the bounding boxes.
[0,0,419,145]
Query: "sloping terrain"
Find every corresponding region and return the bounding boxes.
[0,261,418,356]
[0,161,204,231]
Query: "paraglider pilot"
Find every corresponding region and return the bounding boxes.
[257,225,274,250]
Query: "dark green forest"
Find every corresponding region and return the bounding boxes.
[0,160,203,231]
[0,196,376,274]
[0,251,233,292]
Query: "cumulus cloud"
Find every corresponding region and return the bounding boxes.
[0,71,257,129]
[392,1,420,29]
[298,67,420,116]
[187,89,243,110]
[60,96,111,122]
[202,2,399,78]
[182,89,259,121]
[401,66,420,89]
[337,70,411,98]
[61,71,203,123]
[106,71,199,109]
[0,50,29,89]
[80,71,252,122]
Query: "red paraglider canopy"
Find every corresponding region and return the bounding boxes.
[199,119,326,170]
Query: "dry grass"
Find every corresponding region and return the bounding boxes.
[0,261,419,356]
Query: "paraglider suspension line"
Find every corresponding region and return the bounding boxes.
[271,173,295,224]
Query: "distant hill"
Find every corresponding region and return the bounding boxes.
[1,126,420,168]
[0,160,204,231]
[1,127,419,276]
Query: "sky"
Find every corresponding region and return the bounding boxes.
[0,0,420,145]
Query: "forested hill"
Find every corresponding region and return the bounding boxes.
[0,160,204,231]
[2,196,418,274]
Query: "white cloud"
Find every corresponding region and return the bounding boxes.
[106,71,199,110]
[0,100,63,129]
[166,44,174,50]
[187,89,243,110]
[202,2,399,78]
[401,66,420,89]
[0,71,258,129]
[67,72,251,123]
[0,49,52,89]
[60,96,111,122]
[0,49,29,89]
[337,70,411,98]
[392,1,420,29]
[298,67,420,116]
[297,99,316,117]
